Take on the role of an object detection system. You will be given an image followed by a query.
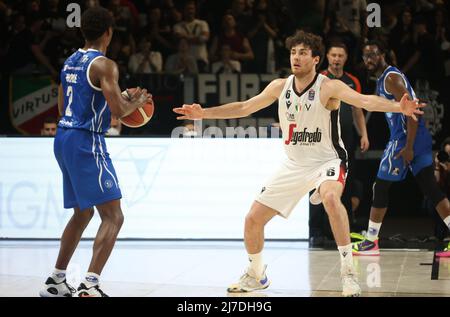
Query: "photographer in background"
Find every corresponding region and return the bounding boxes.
[430,137,450,241]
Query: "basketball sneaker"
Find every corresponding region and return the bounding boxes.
[436,242,450,257]
[227,265,270,293]
[77,283,109,297]
[350,232,366,242]
[341,269,361,297]
[39,277,76,297]
[352,238,380,256]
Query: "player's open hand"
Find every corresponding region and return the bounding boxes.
[399,93,425,121]
[173,103,204,120]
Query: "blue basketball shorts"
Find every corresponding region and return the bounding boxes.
[377,139,433,182]
[54,128,122,210]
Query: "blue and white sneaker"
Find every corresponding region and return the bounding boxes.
[39,277,76,297]
[227,265,270,293]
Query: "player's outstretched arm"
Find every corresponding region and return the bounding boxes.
[173,78,284,120]
[324,79,425,121]
[93,58,152,118]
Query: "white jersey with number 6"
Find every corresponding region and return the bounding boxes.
[278,74,347,166]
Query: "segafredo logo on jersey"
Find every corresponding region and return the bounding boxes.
[285,124,322,145]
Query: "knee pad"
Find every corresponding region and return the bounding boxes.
[415,165,446,207]
[372,178,392,208]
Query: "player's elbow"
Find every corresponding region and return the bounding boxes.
[241,102,253,117]
[360,96,373,111]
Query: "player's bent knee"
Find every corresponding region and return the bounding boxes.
[322,191,340,211]
[111,210,124,227]
[245,212,264,228]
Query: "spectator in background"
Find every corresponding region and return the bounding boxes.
[160,0,182,29]
[209,13,254,72]
[211,44,241,74]
[85,0,101,9]
[119,0,140,30]
[25,0,41,17]
[41,116,57,136]
[324,0,368,69]
[42,0,65,33]
[389,8,416,70]
[128,38,162,74]
[433,8,449,45]
[143,6,174,58]
[247,0,278,73]
[41,0,68,72]
[108,0,135,34]
[165,37,198,75]
[431,8,450,77]
[173,0,210,72]
[229,0,252,35]
[107,33,132,86]
[402,15,443,86]
[6,12,58,79]
[55,27,83,69]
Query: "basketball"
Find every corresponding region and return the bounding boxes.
[119,88,154,128]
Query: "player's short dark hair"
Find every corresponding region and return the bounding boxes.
[285,30,325,69]
[81,7,114,42]
[364,40,387,55]
[327,41,348,54]
[43,116,57,125]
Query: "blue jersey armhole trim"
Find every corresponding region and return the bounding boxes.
[86,55,104,92]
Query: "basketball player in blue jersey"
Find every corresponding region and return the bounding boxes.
[353,41,450,257]
[39,7,152,297]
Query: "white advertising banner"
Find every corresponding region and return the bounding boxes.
[0,138,309,239]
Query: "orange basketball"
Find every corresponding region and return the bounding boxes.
[119,88,154,128]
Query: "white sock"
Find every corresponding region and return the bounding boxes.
[367,220,382,241]
[443,216,450,231]
[51,268,66,283]
[338,244,354,274]
[248,252,264,278]
[84,272,100,288]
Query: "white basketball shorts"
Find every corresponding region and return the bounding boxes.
[255,158,347,218]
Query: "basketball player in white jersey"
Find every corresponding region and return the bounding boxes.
[173,30,423,297]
